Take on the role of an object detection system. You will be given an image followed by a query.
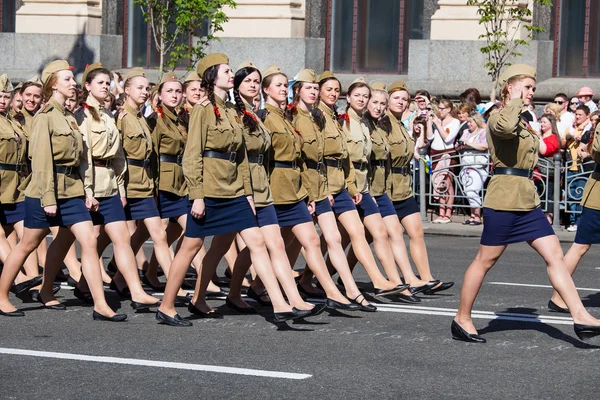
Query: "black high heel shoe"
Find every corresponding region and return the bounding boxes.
[451,320,486,343]
[273,307,312,323]
[10,275,43,295]
[423,281,455,295]
[74,287,94,304]
[350,293,377,312]
[574,324,600,340]
[30,285,61,303]
[156,310,192,327]
[37,293,66,311]
[548,300,569,313]
[225,297,257,314]
[110,281,131,299]
[326,298,360,311]
[141,275,166,292]
[409,280,441,295]
[188,303,223,319]
[0,309,25,317]
[92,310,127,322]
[373,285,406,298]
[131,300,162,312]
[394,293,421,304]
[246,287,272,306]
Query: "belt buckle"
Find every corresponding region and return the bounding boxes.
[65,166,73,175]
[15,164,22,172]
[317,161,323,172]
[337,160,343,169]
[229,151,237,163]
[291,159,297,169]
[177,155,183,165]
[257,154,264,165]
[527,169,533,179]
[143,159,150,169]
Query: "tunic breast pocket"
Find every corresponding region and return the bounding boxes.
[244,129,266,154]
[89,124,108,155]
[208,124,235,151]
[0,133,18,162]
[52,129,77,161]
[124,131,147,157]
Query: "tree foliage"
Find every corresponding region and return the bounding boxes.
[467,0,552,87]
[133,0,236,75]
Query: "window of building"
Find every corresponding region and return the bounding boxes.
[1,0,16,32]
[326,0,423,74]
[555,0,600,77]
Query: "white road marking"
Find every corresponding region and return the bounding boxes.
[488,282,600,291]
[0,348,311,380]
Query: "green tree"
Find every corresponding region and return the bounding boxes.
[467,0,552,95]
[134,0,236,76]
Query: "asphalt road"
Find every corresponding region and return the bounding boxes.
[1,236,600,399]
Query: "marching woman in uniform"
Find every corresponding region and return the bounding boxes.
[258,65,356,311]
[156,54,312,326]
[117,68,187,299]
[452,65,600,342]
[222,61,316,312]
[0,75,42,295]
[75,62,159,309]
[0,60,125,321]
[314,72,407,301]
[178,71,204,129]
[386,81,453,295]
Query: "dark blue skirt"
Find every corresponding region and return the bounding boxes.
[91,195,126,226]
[0,201,25,225]
[24,196,91,229]
[575,206,600,244]
[480,207,555,246]
[158,191,189,219]
[274,200,313,227]
[186,196,257,238]
[125,197,160,221]
[393,196,419,221]
[375,194,396,218]
[256,204,279,227]
[332,189,356,215]
[357,192,380,218]
[315,198,333,216]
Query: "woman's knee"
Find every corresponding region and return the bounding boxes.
[265,234,286,254]
[323,229,342,248]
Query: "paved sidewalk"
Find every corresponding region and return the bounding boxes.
[422,221,577,243]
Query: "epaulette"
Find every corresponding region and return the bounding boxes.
[39,103,54,114]
[198,97,210,107]
[117,109,128,122]
[256,109,269,122]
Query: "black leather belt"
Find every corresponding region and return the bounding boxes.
[54,165,77,175]
[159,154,183,165]
[203,150,239,163]
[371,159,386,168]
[273,160,297,169]
[494,167,533,179]
[305,160,324,171]
[248,154,265,165]
[391,166,412,175]
[0,163,24,172]
[592,164,600,180]
[93,158,112,168]
[324,158,343,169]
[352,161,368,171]
[127,158,150,168]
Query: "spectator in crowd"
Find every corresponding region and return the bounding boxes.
[578,110,599,173]
[104,92,116,113]
[459,88,483,113]
[481,101,500,121]
[544,102,570,146]
[576,87,598,113]
[569,96,581,113]
[64,91,78,113]
[428,98,460,223]
[456,112,488,225]
[522,101,537,122]
[535,114,561,223]
[554,92,575,128]
[110,71,124,99]
[407,89,431,131]
[565,105,592,231]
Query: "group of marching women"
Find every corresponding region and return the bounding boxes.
[2,54,600,342]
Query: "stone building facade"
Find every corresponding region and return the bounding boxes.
[0,0,598,98]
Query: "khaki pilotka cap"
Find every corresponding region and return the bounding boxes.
[370,81,387,92]
[13,81,23,92]
[351,77,367,85]
[125,67,146,81]
[184,71,201,83]
[262,65,284,79]
[81,62,103,86]
[26,76,42,87]
[388,80,408,94]
[196,53,229,77]
[160,72,179,85]
[41,60,72,84]
[237,61,257,71]
[498,64,536,85]
[318,70,337,82]
[295,69,318,84]
[0,74,14,93]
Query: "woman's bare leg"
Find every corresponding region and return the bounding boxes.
[550,243,592,309]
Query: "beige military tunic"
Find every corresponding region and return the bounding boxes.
[318,102,357,196]
[183,95,252,200]
[579,124,600,210]
[262,103,309,205]
[241,101,273,208]
[368,120,391,197]
[484,99,541,211]
[152,106,188,197]
[0,113,28,203]
[25,99,84,207]
[344,108,372,194]
[117,103,155,199]
[387,112,415,202]
[75,96,126,200]
[294,108,327,203]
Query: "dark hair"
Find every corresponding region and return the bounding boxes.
[377,114,392,134]
[459,88,482,107]
[233,67,261,133]
[414,90,430,101]
[319,76,342,121]
[554,93,568,101]
[201,64,222,123]
[105,92,116,111]
[288,81,324,130]
[412,115,427,140]
[576,104,591,115]
[84,67,112,122]
[540,113,560,141]
[20,81,42,96]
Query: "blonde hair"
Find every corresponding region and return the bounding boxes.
[544,103,562,121]
[468,112,485,128]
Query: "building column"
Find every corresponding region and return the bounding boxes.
[220,0,305,38]
[16,0,102,35]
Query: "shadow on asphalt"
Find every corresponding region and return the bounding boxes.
[582,292,600,309]
[478,307,600,349]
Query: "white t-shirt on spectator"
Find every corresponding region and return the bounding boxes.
[431,118,460,151]
[585,100,598,113]
[560,111,575,133]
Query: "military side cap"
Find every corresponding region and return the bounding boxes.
[125,67,146,81]
[499,64,536,85]
[318,70,336,82]
[388,80,408,94]
[262,65,284,79]
[26,76,42,87]
[197,53,228,77]
[370,81,387,92]
[13,81,23,92]
[42,60,72,84]
[185,71,201,83]
[296,69,318,84]
[82,62,103,86]
[351,77,367,85]
[238,61,257,71]
[0,74,13,93]
[160,72,180,85]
